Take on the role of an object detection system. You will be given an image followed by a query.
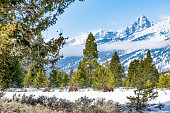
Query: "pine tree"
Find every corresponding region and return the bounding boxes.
[127,59,139,86]
[0,0,83,69]
[41,71,47,88]
[11,58,24,88]
[137,57,144,85]
[60,83,64,91]
[92,64,108,89]
[164,74,170,88]
[151,64,159,85]
[143,50,159,86]
[122,78,127,87]
[55,71,63,88]
[49,67,68,88]
[127,79,158,111]
[73,32,99,87]
[68,69,74,86]
[157,74,165,90]
[73,60,88,88]
[62,72,69,87]
[127,85,158,111]
[131,50,159,87]
[49,67,58,87]
[110,52,120,70]
[127,50,159,111]
[105,60,110,70]
[24,66,32,88]
[130,76,135,87]
[110,52,124,87]
[126,80,130,90]
[0,23,18,89]
[82,32,99,86]
[145,79,152,87]
[0,0,84,90]
[33,70,47,88]
[73,70,86,88]
[107,71,116,88]
[144,49,152,64]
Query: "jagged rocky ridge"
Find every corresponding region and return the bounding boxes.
[54,16,170,73]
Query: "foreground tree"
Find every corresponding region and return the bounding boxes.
[127,82,158,111]
[0,0,79,65]
[0,0,83,89]
[127,50,159,111]
[0,23,19,89]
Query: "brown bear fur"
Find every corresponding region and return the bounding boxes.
[69,86,78,92]
[43,87,51,92]
[103,86,114,92]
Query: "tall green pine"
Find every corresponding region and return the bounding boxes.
[24,66,32,88]
[110,52,124,87]
[80,32,99,87]
[92,64,107,89]
[143,50,159,86]
[157,74,165,89]
[73,60,87,88]
[68,68,74,86]
[33,70,47,88]
[127,59,139,86]
[49,67,58,87]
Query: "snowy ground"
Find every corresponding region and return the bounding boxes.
[3,88,170,112]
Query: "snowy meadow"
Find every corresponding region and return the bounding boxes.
[3,88,170,112]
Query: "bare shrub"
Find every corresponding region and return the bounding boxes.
[7,94,130,113]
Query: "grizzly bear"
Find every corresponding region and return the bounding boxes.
[69,86,78,92]
[43,87,52,92]
[103,86,114,92]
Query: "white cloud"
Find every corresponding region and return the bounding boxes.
[60,40,170,57]
[60,44,85,57]
[98,40,170,51]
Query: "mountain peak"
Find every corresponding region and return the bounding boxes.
[136,15,150,25]
[138,15,147,20]
[119,15,151,38]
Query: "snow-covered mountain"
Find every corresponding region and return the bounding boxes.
[55,16,170,73]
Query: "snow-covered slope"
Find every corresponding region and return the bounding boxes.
[55,16,170,73]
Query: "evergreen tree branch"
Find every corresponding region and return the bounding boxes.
[0,7,33,12]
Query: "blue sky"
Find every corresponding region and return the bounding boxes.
[42,0,170,40]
